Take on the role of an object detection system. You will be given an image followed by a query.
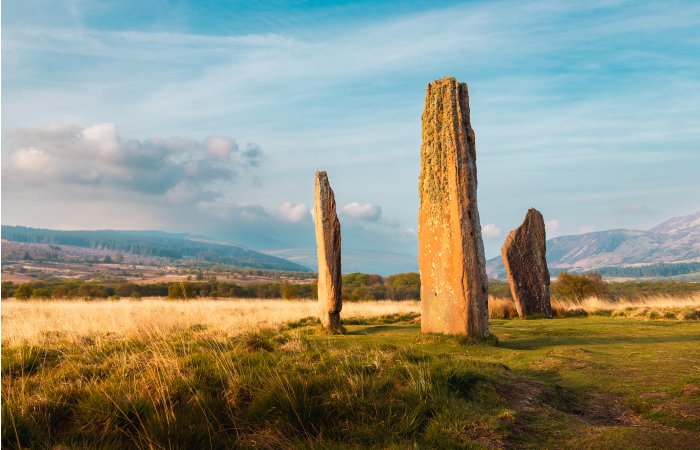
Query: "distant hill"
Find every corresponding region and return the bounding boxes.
[263,248,418,276]
[1,226,310,272]
[487,211,700,278]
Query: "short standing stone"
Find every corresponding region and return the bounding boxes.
[501,208,552,318]
[418,77,490,336]
[314,171,342,329]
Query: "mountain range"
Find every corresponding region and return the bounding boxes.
[3,210,699,278]
[486,210,700,278]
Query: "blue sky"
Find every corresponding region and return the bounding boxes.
[2,0,700,270]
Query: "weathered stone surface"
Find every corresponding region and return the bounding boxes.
[314,171,342,329]
[418,77,489,336]
[501,208,552,318]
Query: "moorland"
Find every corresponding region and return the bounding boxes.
[3,293,700,448]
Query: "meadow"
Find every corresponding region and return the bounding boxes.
[3,296,700,448]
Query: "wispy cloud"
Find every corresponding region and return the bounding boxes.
[2,0,700,263]
[618,202,652,215]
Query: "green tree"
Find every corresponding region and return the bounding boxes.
[343,273,372,289]
[168,282,197,300]
[31,288,51,299]
[552,272,607,301]
[14,284,33,300]
[1,281,16,298]
[385,272,421,300]
[51,285,71,298]
[76,284,108,299]
[115,283,141,297]
[280,282,300,299]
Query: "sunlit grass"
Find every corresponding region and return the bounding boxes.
[491,293,700,320]
[3,312,699,448]
[4,294,699,345]
[1,299,420,345]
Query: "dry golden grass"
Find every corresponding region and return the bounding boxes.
[489,294,700,320]
[552,294,700,320]
[490,293,700,319]
[1,298,420,345]
[4,294,699,345]
[553,294,700,311]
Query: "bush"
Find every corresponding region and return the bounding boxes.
[115,283,141,297]
[552,272,607,301]
[30,288,51,299]
[168,282,197,300]
[14,284,32,300]
[76,284,108,299]
[385,272,421,300]
[1,281,16,298]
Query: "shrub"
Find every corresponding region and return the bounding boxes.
[168,282,197,300]
[30,288,51,299]
[14,284,32,300]
[552,271,607,301]
[1,281,16,298]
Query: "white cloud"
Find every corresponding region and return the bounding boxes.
[481,223,501,238]
[341,202,382,221]
[277,202,310,223]
[13,147,50,173]
[579,226,596,233]
[205,136,236,161]
[81,123,120,158]
[545,219,561,234]
[3,123,262,204]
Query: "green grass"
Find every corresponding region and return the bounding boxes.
[3,317,700,449]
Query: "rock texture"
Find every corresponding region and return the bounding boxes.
[501,208,552,318]
[314,171,342,329]
[418,77,489,336]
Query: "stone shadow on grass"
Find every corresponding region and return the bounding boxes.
[346,325,417,336]
[499,333,700,350]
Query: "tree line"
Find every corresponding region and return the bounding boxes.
[595,262,700,278]
[0,272,423,301]
[2,271,699,301]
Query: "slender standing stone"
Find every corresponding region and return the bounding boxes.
[314,171,342,329]
[418,77,489,336]
[501,208,552,318]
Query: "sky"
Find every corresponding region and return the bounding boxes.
[2,0,700,270]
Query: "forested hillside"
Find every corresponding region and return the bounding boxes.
[1,226,309,272]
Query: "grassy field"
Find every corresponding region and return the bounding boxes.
[2,298,700,448]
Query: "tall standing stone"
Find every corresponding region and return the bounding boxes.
[501,208,552,318]
[314,171,342,330]
[418,77,489,336]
